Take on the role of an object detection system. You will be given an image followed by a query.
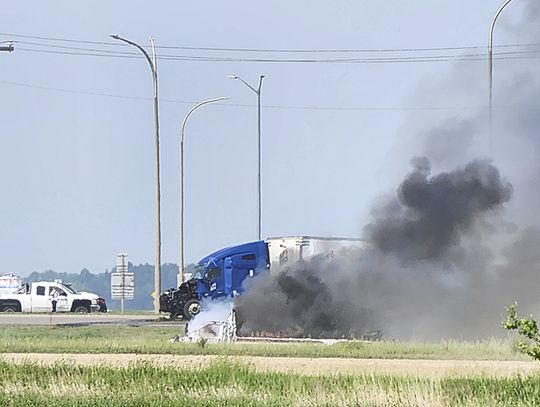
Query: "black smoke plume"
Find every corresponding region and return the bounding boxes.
[367,158,512,263]
[235,159,514,339]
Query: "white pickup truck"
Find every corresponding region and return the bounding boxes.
[0,281,106,313]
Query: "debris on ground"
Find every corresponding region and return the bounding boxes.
[170,301,237,344]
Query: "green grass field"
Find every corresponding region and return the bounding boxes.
[0,325,527,360]
[1,359,539,406]
[2,325,538,406]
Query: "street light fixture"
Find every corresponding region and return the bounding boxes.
[229,74,265,240]
[110,34,162,314]
[178,96,230,286]
[488,0,515,140]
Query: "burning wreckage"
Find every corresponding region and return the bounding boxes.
[164,158,517,342]
[160,236,356,321]
[160,236,376,340]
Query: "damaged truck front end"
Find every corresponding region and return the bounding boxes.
[159,279,200,320]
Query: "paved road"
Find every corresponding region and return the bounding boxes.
[0,313,184,326]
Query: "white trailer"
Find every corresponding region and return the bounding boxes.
[266,236,365,273]
[0,273,23,294]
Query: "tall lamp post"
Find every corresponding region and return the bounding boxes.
[110,34,162,314]
[489,0,514,139]
[229,74,265,240]
[178,97,229,286]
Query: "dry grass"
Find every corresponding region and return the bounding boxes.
[4,352,539,378]
[1,359,540,406]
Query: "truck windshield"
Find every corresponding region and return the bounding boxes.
[190,266,205,280]
[61,284,77,294]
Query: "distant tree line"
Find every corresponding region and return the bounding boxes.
[25,263,194,311]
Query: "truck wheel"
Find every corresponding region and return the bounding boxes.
[2,304,18,313]
[74,305,90,313]
[183,299,201,320]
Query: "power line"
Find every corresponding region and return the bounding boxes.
[0,80,156,101]
[17,47,140,60]
[0,79,518,112]
[14,45,540,64]
[134,43,540,54]
[5,32,540,64]
[16,41,138,56]
[0,32,117,47]
[2,31,540,54]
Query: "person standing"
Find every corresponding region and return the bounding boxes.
[50,288,59,313]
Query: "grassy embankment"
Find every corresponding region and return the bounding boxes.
[1,359,539,406]
[0,325,526,360]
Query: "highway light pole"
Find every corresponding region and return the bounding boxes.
[229,74,265,240]
[488,0,514,140]
[178,96,230,286]
[110,34,162,314]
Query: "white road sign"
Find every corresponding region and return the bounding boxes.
[111,253,134,300]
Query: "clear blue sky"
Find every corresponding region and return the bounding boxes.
[0,1,532,276]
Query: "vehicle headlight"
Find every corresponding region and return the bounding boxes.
[91,299,98,305]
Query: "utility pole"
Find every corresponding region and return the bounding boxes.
[119,253,127,314]
[0,42,14,52]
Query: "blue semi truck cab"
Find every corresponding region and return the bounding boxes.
[159,240,269,319]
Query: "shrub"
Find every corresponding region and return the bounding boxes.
[502,302,540,361]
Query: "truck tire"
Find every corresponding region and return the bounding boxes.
[2,304,19,313]
[183,299,201,320]
[74,305,90,313]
